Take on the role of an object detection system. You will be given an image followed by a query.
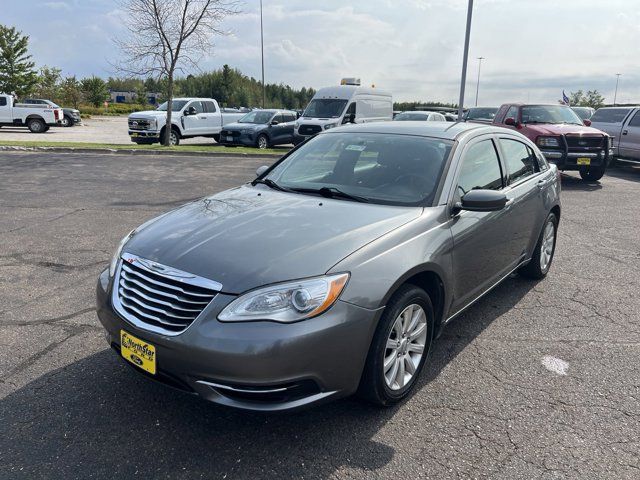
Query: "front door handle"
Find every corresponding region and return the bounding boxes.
[622,129,628,135]
[536,180,545,189]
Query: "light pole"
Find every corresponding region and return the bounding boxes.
[613,73,621,106]
[474,56,484,106]
[457,0,474,119]
[260,0,265,108]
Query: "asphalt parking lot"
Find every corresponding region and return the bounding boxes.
[1,151,639,479]
[0,116,216,145]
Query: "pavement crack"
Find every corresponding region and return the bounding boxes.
[2,307,95,327]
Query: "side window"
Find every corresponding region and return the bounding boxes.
[0,97,6,106]
[456,140,503,196]
[500,138,538,184]
[505,105,518,122]
[189,101,204,114]
[342,102,356,124]
[272,113,284,124]
[284,113,296,122]
[203,101,216,113]
[628,111,640,127]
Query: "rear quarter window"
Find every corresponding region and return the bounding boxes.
[0,97,6,106]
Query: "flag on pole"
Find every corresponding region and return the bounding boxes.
[562,90,570,105]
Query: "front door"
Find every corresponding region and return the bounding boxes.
[182,101,206,135]
[0,96,11,123]
[448,136,514,313]
[619,110,640,160]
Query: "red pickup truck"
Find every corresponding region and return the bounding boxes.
[493,103,612,181]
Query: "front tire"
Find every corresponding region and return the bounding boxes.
[27,118,46,133]
[161,128,180,146]
[359,285,434,406]
[519,212,558,279]
[256,134,269,149]
[579,166,605,181]
[61,115,73,127]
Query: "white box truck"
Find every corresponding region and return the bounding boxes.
[294,78,393,144]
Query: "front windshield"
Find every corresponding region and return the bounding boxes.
[239,111,274,124]
[264,133,452,206]
[466,107,497,120]
[156,100,188,111]
[303,99,348,118]
[521,105,583,125]
[394,112,429,121]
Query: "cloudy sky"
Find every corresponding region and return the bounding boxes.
[5,0,640,105]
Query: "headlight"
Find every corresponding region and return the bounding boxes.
[536,136,560,147]
[109,230,135,277]
[324,123,337,130]
[218,273,349,323]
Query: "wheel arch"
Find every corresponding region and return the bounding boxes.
[25,114,45,122]
[379,264,449,333]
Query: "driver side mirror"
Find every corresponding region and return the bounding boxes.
[270,120,279,126]
[342,113,355,125]
[256,165,269,177]
[583,119,592,127]
[504,117,517,126]
[456,189,508,213]
[185,106,197,116]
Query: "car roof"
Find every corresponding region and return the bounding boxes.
[326,121,493,140]
[398,111,442,115]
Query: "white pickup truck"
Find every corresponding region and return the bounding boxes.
[128,98,245,145]
[0,93,63,132]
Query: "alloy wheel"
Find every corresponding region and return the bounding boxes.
[258,135,268,149]
[383,304,427,390]
[540,221,555,271]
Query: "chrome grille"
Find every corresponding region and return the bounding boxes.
[298,124,322,136]
[113,252,221,335]
[128,118,151,130]
[565,135,604,151]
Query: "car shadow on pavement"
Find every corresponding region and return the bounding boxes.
[0,276,535,479]
[605,164,640,182]
[559,173,603,191]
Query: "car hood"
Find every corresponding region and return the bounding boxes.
[123,185,421,294]
[525,123,606,136]
[222,122,263,131]
[128,110,171,119]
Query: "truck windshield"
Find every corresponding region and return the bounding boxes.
[239,111,274,124]
[263,132,452,206]
[521,106,583,125]
[156,100,188,111]
[303,99,348,118]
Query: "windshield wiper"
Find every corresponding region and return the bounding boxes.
[251,178,294,192]
[291,186,371,203]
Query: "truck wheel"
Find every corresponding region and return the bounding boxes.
[579,166,605,182]
[212,134,221,143]
[519,212,558,280]
[358,285,434,406]
[27,118,46,133]
[61,115,74,127]
[160,127,180,146]
[256,134,269,149]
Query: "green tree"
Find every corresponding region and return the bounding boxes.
[569,90,584,106]
[584,90,605,109]
[81,76,109,107]
[34,65,62,100]
[0,25,38,96]
[60,75,82,108]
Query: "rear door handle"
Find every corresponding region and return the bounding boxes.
[536,180,545,189]
[622,130,628,135]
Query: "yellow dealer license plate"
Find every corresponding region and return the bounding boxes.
[576,157,591,165]
[120,330,156,374]
[130,132,139,137]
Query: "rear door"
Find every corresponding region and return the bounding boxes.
[496,136,547,259]
[202,100,222,133]
[619,109,640,160]
[590,107,633,153]
[269,113,287,144]
[0,96,11,123]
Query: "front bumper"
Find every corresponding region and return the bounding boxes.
[218,131,257,147]
[96,269,379,411]
[540,148,613,170]
[129,130,160,141]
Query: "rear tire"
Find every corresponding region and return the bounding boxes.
[27,118,46,133]
[519,212,558,280]
[358,285,434,406]
[579,166,605,181]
